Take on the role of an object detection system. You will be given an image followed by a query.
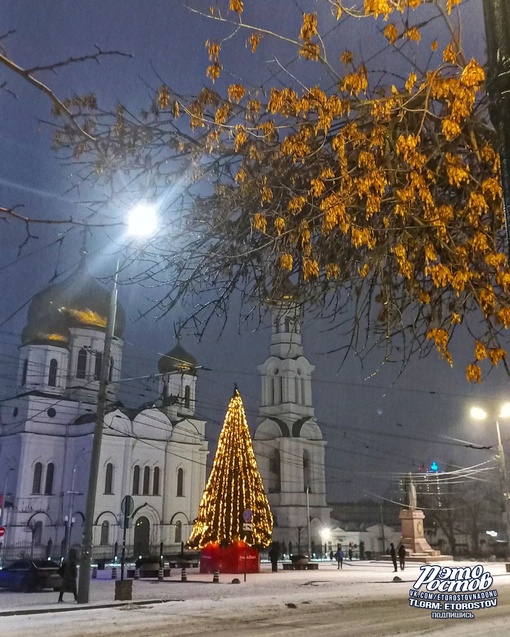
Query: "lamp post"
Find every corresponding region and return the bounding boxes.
[471,404,510,559]
[482,0,510,256]
[77,203,158,604]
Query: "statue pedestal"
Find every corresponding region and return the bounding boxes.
[399,508,447,561]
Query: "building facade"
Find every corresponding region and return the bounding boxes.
[254,295,331,555]
[0,256,208,563]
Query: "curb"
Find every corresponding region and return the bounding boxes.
[0,598,183,618]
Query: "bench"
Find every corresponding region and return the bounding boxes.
[281,562,319,570]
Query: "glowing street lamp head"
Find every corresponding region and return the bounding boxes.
[470,406,487,421]
[499,403,510,419]
[127,202,158,237]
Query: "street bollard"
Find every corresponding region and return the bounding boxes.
[111,566,117,580]
[181,567,187,582]
[213,570,219,583]
[158,567,164,582]
[134,567,140,580]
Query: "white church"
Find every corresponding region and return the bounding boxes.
[0,259,332,563]
[0,253,208,562]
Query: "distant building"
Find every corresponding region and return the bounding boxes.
[254,290,331,556]
[0,254,208,563]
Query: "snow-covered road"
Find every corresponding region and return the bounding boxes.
[1,561,509,636]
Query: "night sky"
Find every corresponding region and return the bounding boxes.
[1,1,508,504]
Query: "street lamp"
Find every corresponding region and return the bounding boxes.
[77,203,158,604]
[470,403,510,558]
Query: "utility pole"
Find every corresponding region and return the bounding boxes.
[483,0,510,255]
[77,268,118,604]
[495,421,510,559]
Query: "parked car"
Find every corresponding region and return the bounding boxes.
[0,559,62,592]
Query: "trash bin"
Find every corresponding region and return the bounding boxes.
[115,579,133,601]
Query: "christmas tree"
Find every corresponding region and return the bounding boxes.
[188,388,273,548]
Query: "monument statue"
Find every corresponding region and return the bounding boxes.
[404,473,417,509]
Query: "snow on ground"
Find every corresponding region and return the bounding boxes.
[1,560,509,637]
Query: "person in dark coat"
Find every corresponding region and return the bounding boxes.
[58,549,78,602]
[269,541,280,573]
[348,544,353,560]
[335,547,344,569]
[390,543,398,572]
[398,544,406,571]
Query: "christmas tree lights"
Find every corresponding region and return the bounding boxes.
[188,388,273,548]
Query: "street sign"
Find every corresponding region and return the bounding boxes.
[0,527,5,538]
[243,509,252,523]
[121,495,134,517]
[242,523,253,531]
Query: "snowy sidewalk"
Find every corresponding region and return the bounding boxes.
[1,560,508,616]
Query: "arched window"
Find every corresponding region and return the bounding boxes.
[22,359,28,385]
[94,351,103,380]
[285,317,291,332]
[44,462,54,495]
[301,379,306,405]
[269,449,281,493]
[184,385,191,409]
[77,348,87,379]
[48,358,58,387]
[174,520,182,543]
[100,521,109,545]
[32,462,42,494]
[32,521,43,546]
[104,463,113,494]
[109,356,114,381]
[177,468,184,497]
[153,467,160,495]
[132,465,140,495]
[303,451,311,493]
[142,466,150,495]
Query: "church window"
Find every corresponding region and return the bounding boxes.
[22,359,28,385]
[268,377,274,405]
[48,359,58,387]
[285,317,291,332]
[132,465,140,495]
[32,462,42,494]
[301,379,306,405]
[175,520,182,543]
[100,521,109,545]
[295,377,300,404]
[142,466,150,495]
[32,521,43,546]
[94,351,103,380]
[44,462,54,495]
[269,449,281,493]
[77,348,87,379]
[274,318,279,334]
[184,385,191,409]
[104,463,114,494]
[177,468,184,497]
[153,467,160,495]
[303,451,311,493]
[109,356,114,381]
[47,407,56,418]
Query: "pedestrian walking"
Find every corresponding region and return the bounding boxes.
[398,544,406,571]
[335,547,344,569]
[329,550,334,562]
[58,549,78,602]
[390,543,398,572]
[269,541,280,573]
[348,544,353,561]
